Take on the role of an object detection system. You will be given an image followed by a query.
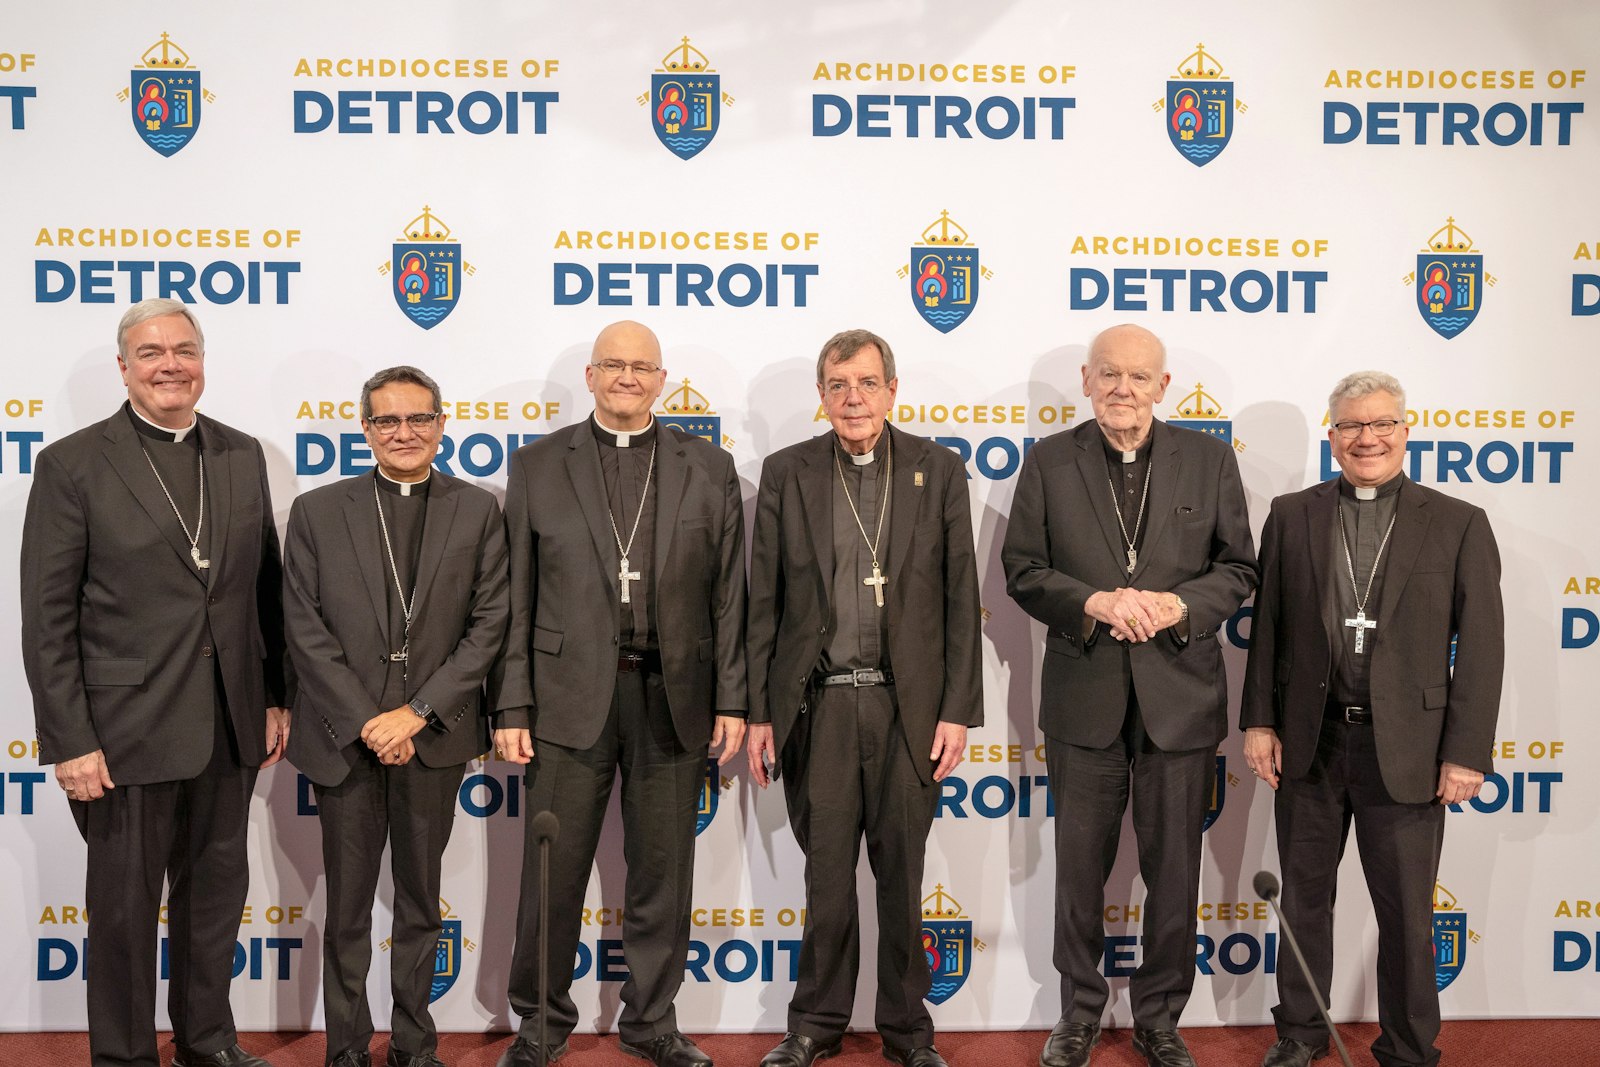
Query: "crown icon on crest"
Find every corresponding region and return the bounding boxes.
[1176,383,1225,419]
[1424,217,1475,253]
[139,32,192,69]
[921,884,966,920]
[1433,882,1460,911]
[659,36,712,73]
[920,210,970,247]
[661,378,714,415]
[400,206,453,242]
[1175,42,1224,79]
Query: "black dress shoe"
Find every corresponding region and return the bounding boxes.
[496,1036,570,1067]
[882,1045,949,1067]
[760,1033,843,1067]
[1040,1020,1100,1067]
[1261,1037,1329,1066]
[328,1052,371,1067]
[620,1031,713,1067]
[173,1044,272,1067]
[385,1050,445,1067]
[1131,1028,1196,1067]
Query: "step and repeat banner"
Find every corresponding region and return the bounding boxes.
[3,0,1597,1035]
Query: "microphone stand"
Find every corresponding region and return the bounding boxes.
[1254,870,1355,1067]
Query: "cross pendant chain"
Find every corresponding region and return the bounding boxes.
[1125,547,1138,573]
[863,560,887,608]
[190,546,210,570]
[143,446,208,571]
[1344,610,1377,654]
[618,556,642,604]
[389,647,409,664]
[1106,458,1152,576]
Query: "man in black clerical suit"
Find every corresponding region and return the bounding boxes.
[490,321,747,1067]
[284,366,510,1067]
[1002,324,1257,1067]
[20,298,292,1067]
[746,328,983,1067]
[1241,372,1503,1067]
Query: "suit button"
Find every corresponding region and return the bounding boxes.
[201,646,214,658]
[819,626,827,635]
[207,596,217,605]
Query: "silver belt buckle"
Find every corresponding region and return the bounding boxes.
[852,668,874,687]
[1342,705,1363,723]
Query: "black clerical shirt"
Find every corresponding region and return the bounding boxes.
[1329,472,1404,706]
[820,432,893,673]
[593,415,659,652]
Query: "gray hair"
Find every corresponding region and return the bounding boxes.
[1328,371,1406,419]
[116,299,204,358]
[360,365,443,419]
[816,328,897,384]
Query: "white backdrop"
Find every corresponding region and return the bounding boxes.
[3,0,1597,1035]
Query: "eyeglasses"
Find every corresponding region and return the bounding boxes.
[824,379,884,397]
[367,412,442,434]
[591,360,662,377]
[1332,419,1401,440]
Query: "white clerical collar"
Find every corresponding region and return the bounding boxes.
[595,413,654,447]
[378,468,431,496]
[848,449,876,466]
[1121,450,1137,464]
[1353,485,1377,501]
[130,402,196,442]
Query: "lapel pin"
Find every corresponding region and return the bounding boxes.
[914,471,924,487]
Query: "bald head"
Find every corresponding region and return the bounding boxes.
[593,319,662,364]
[1086,323,1167,374]
[1081,323,1171,450]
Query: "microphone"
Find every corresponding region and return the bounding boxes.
[1254,869,1355,1067]
[531,811,560,1062]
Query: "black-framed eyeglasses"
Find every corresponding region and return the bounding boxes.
[367,412,442,434]
[1332,419,1401,440]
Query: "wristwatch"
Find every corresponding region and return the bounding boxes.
[408,697,434,724]
[1175,595,1189,623]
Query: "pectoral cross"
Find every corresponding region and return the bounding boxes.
[388,648,408,663]
[191,547,210,570]
[619,556,641,604]
[1344,610,1377,654]
[1125,548,1137,574]
[863,562,887,608]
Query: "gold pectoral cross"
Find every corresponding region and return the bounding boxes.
[619,556,641,604]
[863,562,887,608]
[1344,610,1376,654]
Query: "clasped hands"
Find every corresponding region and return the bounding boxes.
[361,706,425,766]
[1085,587,1185,643]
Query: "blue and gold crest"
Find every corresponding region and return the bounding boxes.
[649,38,723,161]
[1201,754,1227,832]
[1163,44,1236,167]
[128,33,202,157]
[1432,883,1469,992]
[695,757,719,836]
[908,211,982,334]
[657,379,722,447]
[1415,218,1485,339]
[921,884,975,1005]
[388,206,464,330]
[430,918,463,1002]
[1169,383,1233,447]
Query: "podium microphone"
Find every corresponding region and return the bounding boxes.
[531,811,561,1064]
[1254,870,1355,1067]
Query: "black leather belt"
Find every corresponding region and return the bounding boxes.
[617,650,662,674]
[1326,701,1372,725]
[814,668,895,688]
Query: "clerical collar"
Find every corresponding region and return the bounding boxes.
[377,468,432,497]
[836,431,889,466]
[1339,472,1404,502]
[1100,428,1152,465]
[126,400,196,443]
[591,413,657,448]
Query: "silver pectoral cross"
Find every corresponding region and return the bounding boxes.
[1344,610,1377,654]
[191,547,210,570]
[863,562,887,608]
[618,556,641,604]
[1125,548,1137,574]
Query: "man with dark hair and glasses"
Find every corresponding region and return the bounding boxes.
[490,321,747,1067]
[1241,371,1504,1067]
[747,328,982,1067]
[284,365,510,1067]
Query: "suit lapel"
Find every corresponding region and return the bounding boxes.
[411,473,460,620]
[343,474,390,633]
[201,418,235,590]
[567,422,620,600]
[1376,481,1430,625]
[1304,480,1337,655]
[798,435,834,608]
[100,414,207,586]
[885,425,920,592]
[1074,422,1132,576]
[652,427,688,580]
[1130,420,1179,583]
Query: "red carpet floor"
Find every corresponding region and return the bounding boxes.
[2,1022,1596,1066]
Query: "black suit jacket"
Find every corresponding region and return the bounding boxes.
[746,424,983,784]
[1240,477,1504,804]
[21,408,292,784]
[490,420,747,749]
[283,471,510,787]
[1003,418,1257,752]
